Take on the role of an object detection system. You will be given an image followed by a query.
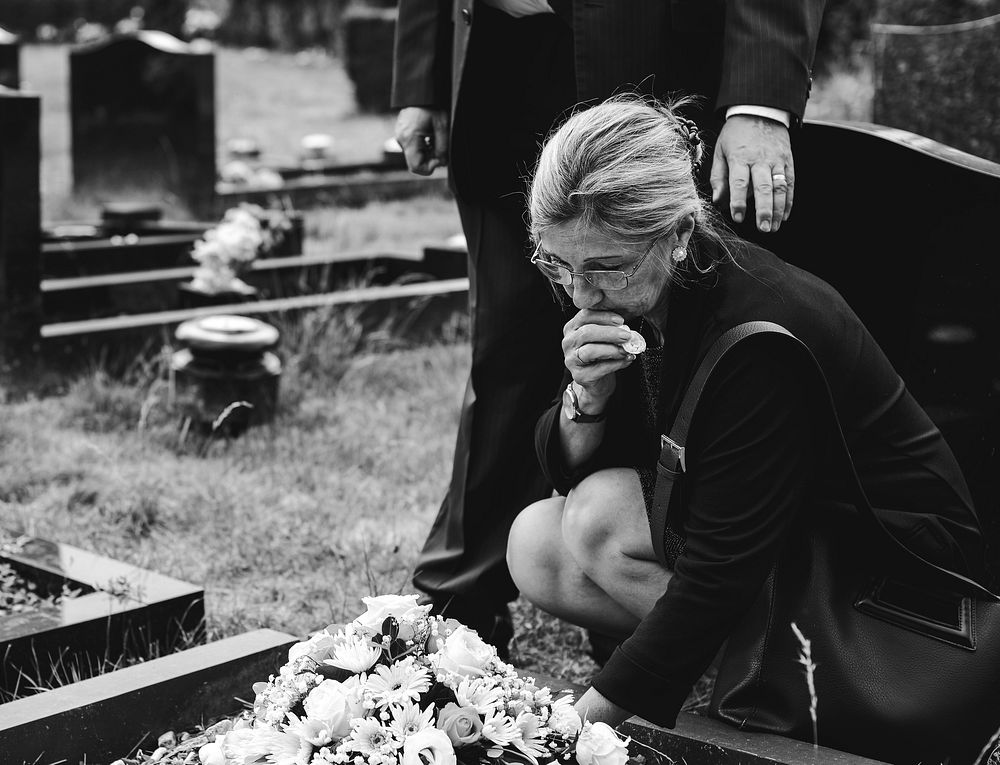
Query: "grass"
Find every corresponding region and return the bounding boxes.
[4,39,873,721]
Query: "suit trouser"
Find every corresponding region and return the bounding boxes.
[413,195,566,604]
[412,8,576,610]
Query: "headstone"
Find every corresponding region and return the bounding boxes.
[343,2,397,114]
[734,119,1000,589]
[69,30,216,219]
[0,87,42,363]
[872,4,1000,162]
[0,26,18,89]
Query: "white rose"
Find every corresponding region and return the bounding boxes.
[303,679,364,740]
[548,704,582,736]
[288,630,337,663]
[402,727,457,765]
[435,626,495,679]
[354,594,429,632]
[575,722,631,765]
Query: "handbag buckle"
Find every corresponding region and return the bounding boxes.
[660,434,686,472]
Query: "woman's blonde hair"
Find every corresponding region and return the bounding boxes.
[527,94,734,276]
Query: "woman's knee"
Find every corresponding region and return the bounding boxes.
[562,471,635,563]
[506,497,565,594]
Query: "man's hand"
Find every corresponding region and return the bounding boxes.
[710,115,794,233]
[395,107,449,176]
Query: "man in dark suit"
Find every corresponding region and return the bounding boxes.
[390,0,826,657]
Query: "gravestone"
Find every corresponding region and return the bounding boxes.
[872,6,1000,162]
[734,119,1000,589]
[0,87,41,364]
[343,2,397,114]
[0,26,18,89]
[70,30,216,219]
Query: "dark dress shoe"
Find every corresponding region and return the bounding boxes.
[419,593,514,662]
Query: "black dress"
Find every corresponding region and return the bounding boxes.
[535,240,988,728]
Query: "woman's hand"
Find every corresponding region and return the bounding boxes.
[575,686,631,728]
[563,309,638,405]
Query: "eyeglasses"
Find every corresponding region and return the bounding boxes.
[530,237,660,291]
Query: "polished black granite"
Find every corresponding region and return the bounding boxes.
[0,530,205,700]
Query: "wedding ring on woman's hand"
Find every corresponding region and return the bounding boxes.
[772,173,787,187]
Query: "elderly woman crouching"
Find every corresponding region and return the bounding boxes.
[505,95,991,762]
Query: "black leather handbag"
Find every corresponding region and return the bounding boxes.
[650,321,1000,765]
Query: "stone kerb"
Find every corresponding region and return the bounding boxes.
[0,628,298,765]
[0,531,206,701]
[872,11,1000,162]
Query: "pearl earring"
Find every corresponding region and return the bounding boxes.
[671,246,687,264]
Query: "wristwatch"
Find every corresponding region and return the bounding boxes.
[562,382,606,423]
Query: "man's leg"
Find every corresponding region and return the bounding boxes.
[413,195,566,653]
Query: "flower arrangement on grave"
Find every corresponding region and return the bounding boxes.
[121,594,635,765]
[189,203,294,295]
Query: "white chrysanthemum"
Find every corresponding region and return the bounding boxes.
[222,727,311,765]
[344,717,400,756]
[388,701,436,739]
[511,711,547,764]
[365,659,431,709]
[547,696,582,737]
[480,711,519,747]
[326,634,382,673]
[453,678,504,715]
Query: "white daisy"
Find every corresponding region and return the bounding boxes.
[387,701,436,739]
[366,658,431,709]
[344,717,400,756]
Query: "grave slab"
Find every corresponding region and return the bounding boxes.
[0,531,205,701]
[0,628,297,765]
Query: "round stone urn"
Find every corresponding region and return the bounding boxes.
[170,314,282,436]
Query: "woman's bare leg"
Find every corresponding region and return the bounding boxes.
[507,469,671,636]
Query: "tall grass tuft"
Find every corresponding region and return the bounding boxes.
[790,621,819,747]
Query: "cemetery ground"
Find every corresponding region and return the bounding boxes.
[1,39,878,764]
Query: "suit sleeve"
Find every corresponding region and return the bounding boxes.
[716,0,826,121]
[391,0,453,109]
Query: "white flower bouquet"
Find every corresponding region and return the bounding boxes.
[163,594,632,765]
[189,203,294,295]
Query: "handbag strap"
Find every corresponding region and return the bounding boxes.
[649,320,998,600]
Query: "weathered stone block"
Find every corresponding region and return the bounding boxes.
[872,5,1000,161]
